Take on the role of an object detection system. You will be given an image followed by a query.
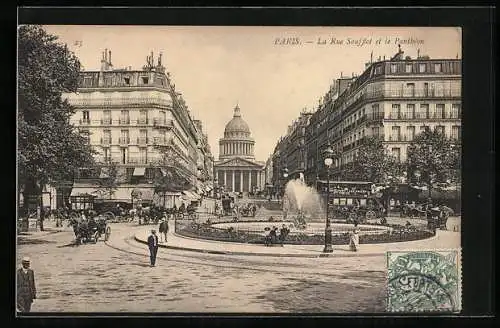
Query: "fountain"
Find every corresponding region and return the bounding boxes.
[282,173,324,229]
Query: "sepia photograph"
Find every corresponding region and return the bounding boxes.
[17,24,463,314]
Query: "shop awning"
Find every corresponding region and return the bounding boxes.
[133,167,146,176]
[70,184,101,197]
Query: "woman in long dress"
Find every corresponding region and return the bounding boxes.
[349,223,360,251]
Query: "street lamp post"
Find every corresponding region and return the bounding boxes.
[282,168,289,204]
[323,144,334,253]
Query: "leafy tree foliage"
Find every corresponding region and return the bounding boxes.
[18,25,95,208]
[341,137,402,183]
[95,160,121,199]
[153,147,194,192]
[407,128,460,196]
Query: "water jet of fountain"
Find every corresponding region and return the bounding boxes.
[283,173,324,228]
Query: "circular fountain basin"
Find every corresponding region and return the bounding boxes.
[211,222,392,236]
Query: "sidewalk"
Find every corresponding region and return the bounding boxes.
[17,220,67,239]
[134,222,460,258]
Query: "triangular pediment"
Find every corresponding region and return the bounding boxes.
[216,157,263,168]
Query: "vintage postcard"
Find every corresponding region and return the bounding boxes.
[17,25,462,313]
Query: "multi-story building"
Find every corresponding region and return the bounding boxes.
[263,156,273,194]
[65,50,213,206]
[214,105,265,194]
[304,76,356,186]
[271,110,313,194]
[275,47,461,189]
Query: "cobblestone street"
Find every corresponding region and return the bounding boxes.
[17,222,387,313]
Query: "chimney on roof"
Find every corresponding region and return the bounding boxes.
[105,48,108,62]
[108,50,112,65]
[100,50,107,71]
[417,49,420,58]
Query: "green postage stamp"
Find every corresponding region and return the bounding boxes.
[386,250,461,313]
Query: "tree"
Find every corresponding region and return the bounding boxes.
[407,128,460,199]
[153,147,194,193]
[342,137,402,183]
[18,25,95,228]
[95,160,121,199]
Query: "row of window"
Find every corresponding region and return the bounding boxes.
[389,103,461,119]
[372,61,460,76]
[81,110,168,123]
[372,125,461,140]
[312,102,461,135]
[81,75,165,88]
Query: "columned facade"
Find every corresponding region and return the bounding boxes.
[214,105,264,193]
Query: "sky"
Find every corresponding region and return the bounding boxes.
[42,26,461,162]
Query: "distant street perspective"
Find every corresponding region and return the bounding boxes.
[17,25,461,313]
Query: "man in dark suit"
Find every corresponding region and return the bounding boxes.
[17,257,36,313]
[147,230,159,267]
[158,216,168,243]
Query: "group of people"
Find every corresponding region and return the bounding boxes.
[264,224,290,246]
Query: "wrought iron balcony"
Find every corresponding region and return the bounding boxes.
[119,118,130,125]
[153,118,173,128]
[101,118,112,125]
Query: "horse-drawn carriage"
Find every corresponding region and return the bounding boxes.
[400,203,427,218]
[339,197,386,223]
[69,215,111,245]
[426,205,454,230]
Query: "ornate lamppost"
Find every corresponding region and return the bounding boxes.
[323,144,334,253]
[282,167,289,203]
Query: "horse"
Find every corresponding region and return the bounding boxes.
[68,217,91,244]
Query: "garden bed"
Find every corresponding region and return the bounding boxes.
[175,220,435,245]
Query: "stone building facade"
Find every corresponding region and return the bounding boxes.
[64,50,213,205]
[272,48,462,189]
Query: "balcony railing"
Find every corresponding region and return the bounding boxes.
[137,137,149,145]
[79,119,91,125]
[153,118,173,128]
[119,118,130,125]
[387,113,459,120]
[107,156,150,165]
[137,118,149,125]
[388,135,410,142]
[69,97,173,107]
[127,157,148,164]
[119,137,130,145]
[101,118,112,125]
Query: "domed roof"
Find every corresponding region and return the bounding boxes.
[224,105,250,135]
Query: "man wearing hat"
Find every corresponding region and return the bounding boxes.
[17,257,36,312]
[147,230,159,267]
[158,213,169,243]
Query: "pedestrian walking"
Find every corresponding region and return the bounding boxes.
[147,230,159,267]
[158,214,169,243]
[17,257,36,313]
[349,223,360,252]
